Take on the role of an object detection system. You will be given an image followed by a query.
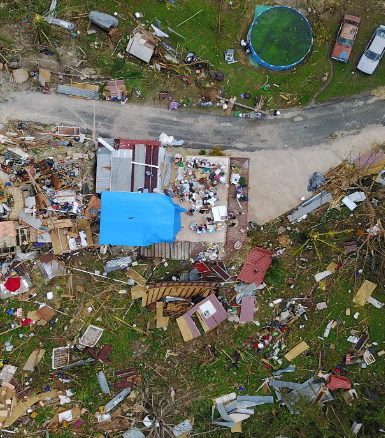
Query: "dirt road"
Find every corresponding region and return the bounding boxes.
[1,92,385,223]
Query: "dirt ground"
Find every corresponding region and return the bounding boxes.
[232,123,385,224]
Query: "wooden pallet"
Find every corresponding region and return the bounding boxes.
[131,281,217,307]
[140,241,194,260]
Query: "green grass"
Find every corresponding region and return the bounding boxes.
[319,9,385,101]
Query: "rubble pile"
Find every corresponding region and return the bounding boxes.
[0,122,383,436]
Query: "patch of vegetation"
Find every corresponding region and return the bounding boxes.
[2,0,384,108]
[210,146,225,156]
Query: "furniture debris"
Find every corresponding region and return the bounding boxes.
[270,377,333,414]
[89,11,119,31]
[176,294,227,342]
[103,79,127,101]
[97,371,111,395]
[239,296,256,324]
[132,282,216,307]
[27,306,56,326]
[10,69,29,84]
[104,388,131,413]
[126,26,158,63]
[212,392,273,430]
[224,49,237,64]
[23,349,45,372]
[79,325,104,347]
[52,347,71,369]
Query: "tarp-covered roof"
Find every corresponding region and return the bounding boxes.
[100,192,185,246]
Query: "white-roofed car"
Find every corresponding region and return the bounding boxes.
[357,25,385,74]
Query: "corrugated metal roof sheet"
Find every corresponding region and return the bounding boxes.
[57,84,99,100]
[96,148,111,193]
[133,144,146,191]
[111,149,132,192]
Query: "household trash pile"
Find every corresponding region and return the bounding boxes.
[169,156,228,234]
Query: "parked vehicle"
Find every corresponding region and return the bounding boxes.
[357,25,385,74]
[331,15,361,62]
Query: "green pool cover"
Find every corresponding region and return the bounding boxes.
[249,6,313,69]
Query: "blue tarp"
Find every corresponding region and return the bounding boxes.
[100,192,186,246]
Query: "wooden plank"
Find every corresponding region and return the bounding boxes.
[131,285,146,300]
[166,303,189,313]
[147,290,155,304]
[127,268,146,287]
[183,242,189,260]
[50,228,68,255]
[3,391,58,427]
[284,341,309,361]
[156,302,169,329]
[150,289,160,302]
[139,283,216,305]
[353,280,377,306]
[176,316,194,342]
[196,312,210,333]
[131,285,147,306]
[231,422,242,433]
[178,242,182,259]
[179,286,188,297]
[23,349,45,372]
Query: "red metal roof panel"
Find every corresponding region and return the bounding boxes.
[238,247,273,285]
[117,139,161,149]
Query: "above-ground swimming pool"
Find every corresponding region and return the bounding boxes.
[248,6,313,71]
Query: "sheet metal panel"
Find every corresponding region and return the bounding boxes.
[132,144,146,191]
[57,84,99,100]
[111,149,133,192]
[96,148,112,193]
